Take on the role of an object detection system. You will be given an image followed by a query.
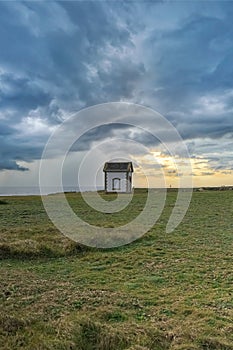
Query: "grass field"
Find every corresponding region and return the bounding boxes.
[0,190,233,350]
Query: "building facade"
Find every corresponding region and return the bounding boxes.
[103,162,134,193]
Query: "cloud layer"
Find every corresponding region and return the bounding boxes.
[0,1,232,183]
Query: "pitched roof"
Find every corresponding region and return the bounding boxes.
[103,162,134,172]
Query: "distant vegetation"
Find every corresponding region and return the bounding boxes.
[0,190,233,349]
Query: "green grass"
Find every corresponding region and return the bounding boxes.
[0,189,233,349]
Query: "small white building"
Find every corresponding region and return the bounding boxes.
[103,162,134,193]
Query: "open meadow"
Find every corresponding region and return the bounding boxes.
[0,189,233,350]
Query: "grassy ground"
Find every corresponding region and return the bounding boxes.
[0,190,233,350]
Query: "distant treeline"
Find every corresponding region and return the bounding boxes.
[134,186,233,192]
[193,186,233,192]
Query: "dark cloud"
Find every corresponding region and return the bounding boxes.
[0,1,233,174]
[0,73,51,112]
[0,160,28,172]
[69,121,173,158]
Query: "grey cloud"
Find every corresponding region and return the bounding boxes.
[0,1,144,171]
[0,159,28,172]
[0,1,233,175]
[70,124,130,152]
[139,9,233,143]
[0,123,15,136]
[201,172,215,176]
[0,73,51,112]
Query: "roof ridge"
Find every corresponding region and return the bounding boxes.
[103,161,134,172]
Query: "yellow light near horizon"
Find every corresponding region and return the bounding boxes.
[131,151,233,188]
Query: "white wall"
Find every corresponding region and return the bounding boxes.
[106,172,128,192]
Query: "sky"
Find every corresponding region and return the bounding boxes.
[0,0,233,191]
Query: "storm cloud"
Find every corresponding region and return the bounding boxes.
[0,0,233,179]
